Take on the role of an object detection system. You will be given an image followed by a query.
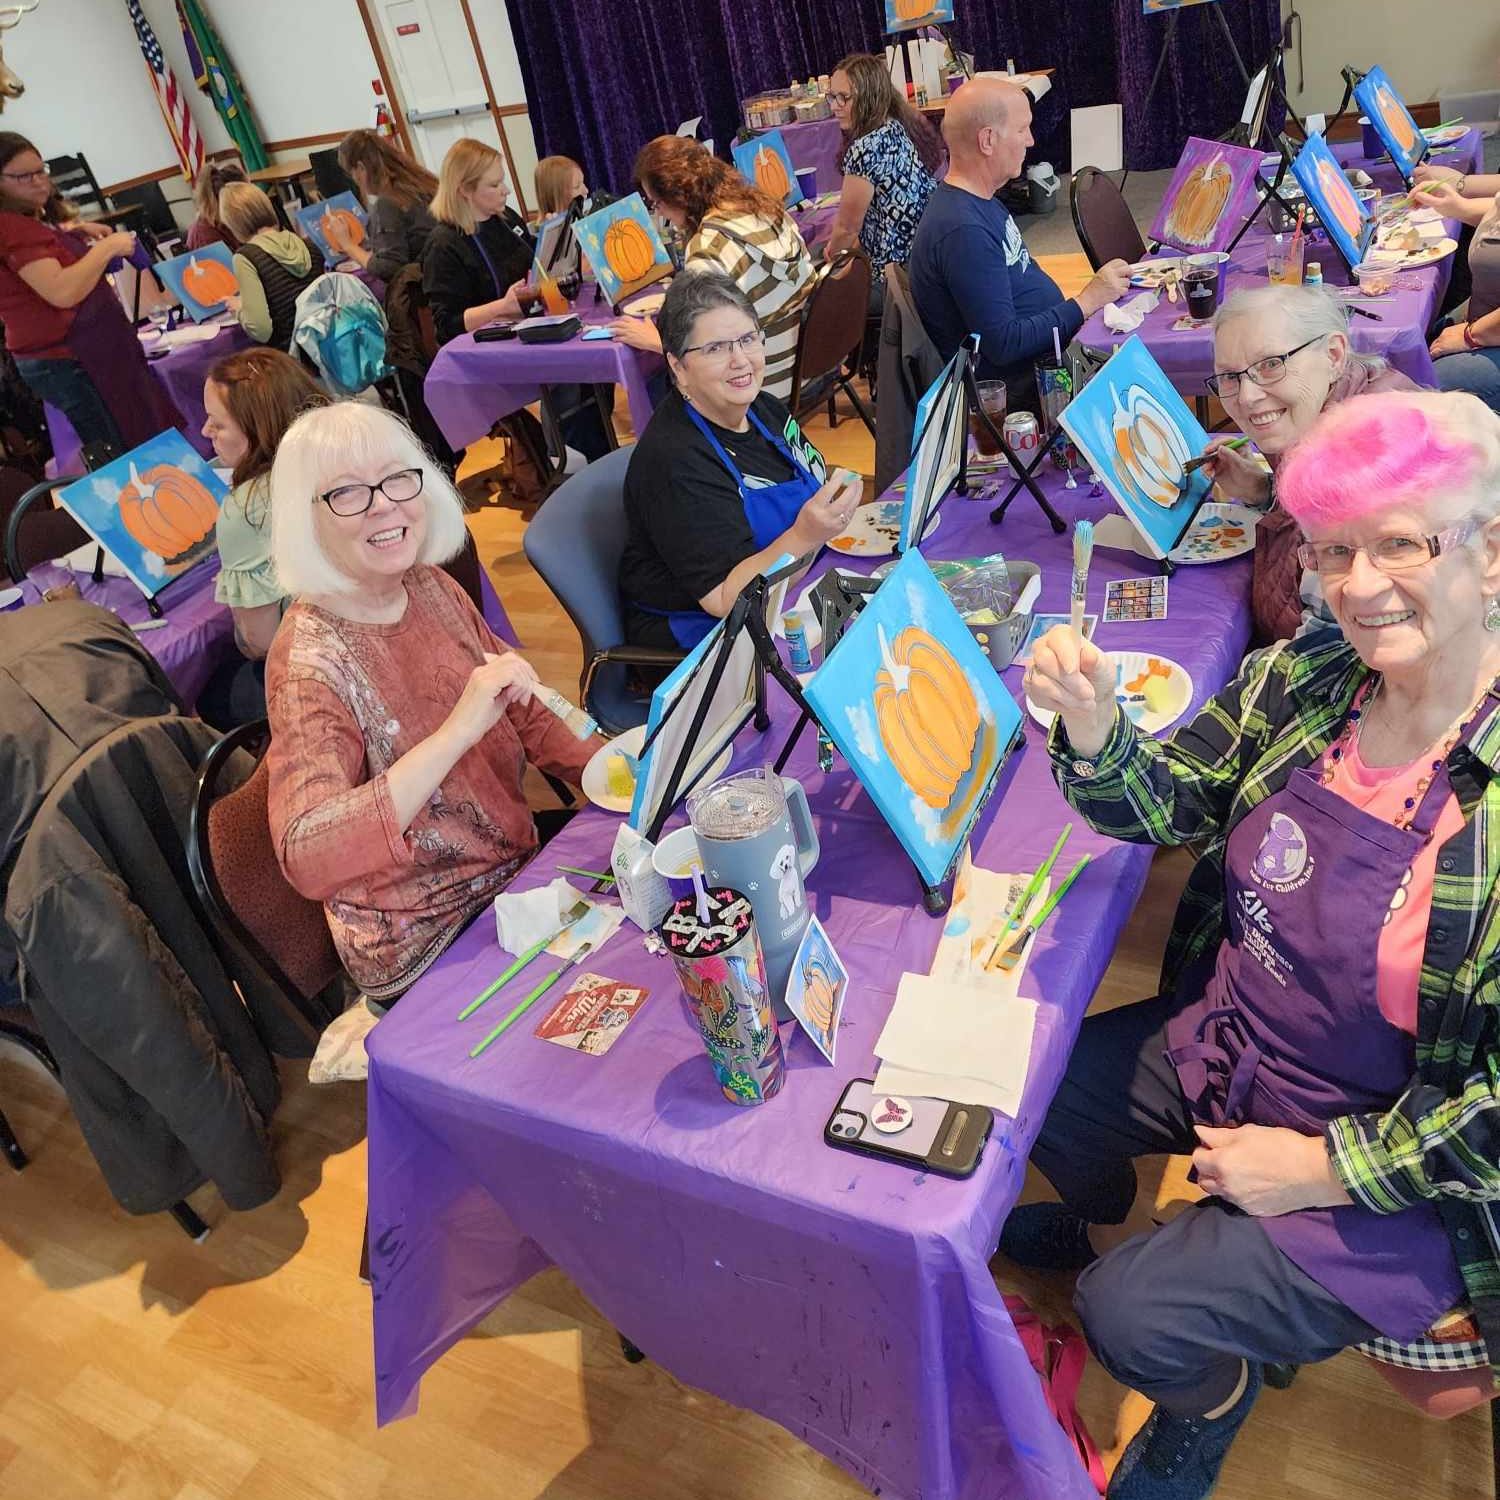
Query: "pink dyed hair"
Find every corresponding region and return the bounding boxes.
[1277,391,1500,530]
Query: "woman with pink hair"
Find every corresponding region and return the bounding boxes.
[1006,390,1500,1500]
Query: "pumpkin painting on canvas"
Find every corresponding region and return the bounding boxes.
[1148,137,1263,254]
[154,240,240,323]
[803,550,1022,891]
[572,192,675,310]
[732,130,803,208]
[56,430,227,599]
[293,191,369,263]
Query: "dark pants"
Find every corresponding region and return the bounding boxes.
[196,656,267,731]
[1029,993,1378,1414]
[16,356,124,454]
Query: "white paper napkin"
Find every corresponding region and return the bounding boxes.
[494,877,589,956]
[1102,291,1159,333]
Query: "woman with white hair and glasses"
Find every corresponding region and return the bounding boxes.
[1195,284,1419,645]
[264,402,600,1003]
[619,269,861,651]
[1009,391,1500,1500]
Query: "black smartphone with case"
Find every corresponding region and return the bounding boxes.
[475,320,518,341]
[824,1078,992,1178]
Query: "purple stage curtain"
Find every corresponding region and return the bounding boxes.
[502,0,1284,196]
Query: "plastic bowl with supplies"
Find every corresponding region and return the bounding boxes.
[872,552,1042,672]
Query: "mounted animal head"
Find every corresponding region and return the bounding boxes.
[0,2,39,109]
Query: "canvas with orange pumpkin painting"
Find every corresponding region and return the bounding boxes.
[1057,335,1214,560]
[804,549,1022,891]
[154,241,239,323]
[1289,129,1375,271]
[572,193,675,311]
[731,131,803,209]
[1352,65,1429,184]
[293,191,368,264]
[56,430,227,599]
[1148,137,1263,254]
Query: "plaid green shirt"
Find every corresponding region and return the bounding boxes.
[1050,627,1500,1370]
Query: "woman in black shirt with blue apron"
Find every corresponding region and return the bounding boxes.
[620,270,860,651]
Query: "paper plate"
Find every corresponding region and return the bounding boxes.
[1362,236,1458,271]
[1167,503,1259,564]
[581,724,734,814]
[1026,651,1193,737]
[827,499,941,558]
[1423,126,1468,147]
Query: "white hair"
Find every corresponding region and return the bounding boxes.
[1212,283,1387,378]
[269,400,468,599]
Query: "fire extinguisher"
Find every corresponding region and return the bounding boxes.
[371,79,395,137]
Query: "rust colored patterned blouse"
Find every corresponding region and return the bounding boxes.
[265,565,595,997]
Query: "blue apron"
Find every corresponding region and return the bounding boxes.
[634,402,822,650]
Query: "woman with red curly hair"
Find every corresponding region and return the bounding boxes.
[609,136,815,402]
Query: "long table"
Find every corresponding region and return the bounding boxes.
[364,460,1253,1498]
[422,202,838,453]
[1078,129,1486,393]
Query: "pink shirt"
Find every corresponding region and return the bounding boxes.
[265,566,597,997]
[1321,738,1465,1034]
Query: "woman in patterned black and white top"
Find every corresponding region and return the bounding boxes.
[609,136,816,403]
[825,52,942,305]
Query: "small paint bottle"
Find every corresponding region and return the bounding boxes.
[783,612,813,673]
[1305,262,1323,285]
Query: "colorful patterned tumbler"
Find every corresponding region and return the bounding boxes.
[659,886,786,1106]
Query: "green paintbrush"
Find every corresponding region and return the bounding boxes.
[993,855,1093,972]
[469,943,595,1058]
[984,823,1073,971]
[457,896,590,1020]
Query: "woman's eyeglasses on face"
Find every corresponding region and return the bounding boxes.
[826,91,853,106]
[1204,336,1326,397]
[1,166,49,184]
[682,329,765,363]
[319,467,424,518]
[1296,521,1476,576]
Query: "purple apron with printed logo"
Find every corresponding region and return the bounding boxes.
[1164,720,1469,1340]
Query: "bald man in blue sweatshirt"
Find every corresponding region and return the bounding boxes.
[910,78,1130,407]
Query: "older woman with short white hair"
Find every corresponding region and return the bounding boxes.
[264,402,599,1001]
[1197,283,1419,644]
[1010,390,1500,1500]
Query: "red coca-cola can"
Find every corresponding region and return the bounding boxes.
[1003,411,1040,461]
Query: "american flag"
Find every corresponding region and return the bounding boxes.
[126,0,204,179]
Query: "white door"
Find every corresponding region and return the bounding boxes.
[371,0,509,185]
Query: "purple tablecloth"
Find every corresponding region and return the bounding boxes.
[754,116,847,194]
[1079,129,1487,394]
[423,288,664,452]
[19,558,234,708]
[365,462,1253,1497]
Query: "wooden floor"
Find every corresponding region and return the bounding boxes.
[0,255,1489,1499]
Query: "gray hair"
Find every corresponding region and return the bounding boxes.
[658,269,758,362]
[269,401,468,599]
[1212,283,1386,378]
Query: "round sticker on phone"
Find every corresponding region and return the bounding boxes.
[870,1095,913,1133]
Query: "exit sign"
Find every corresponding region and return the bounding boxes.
[396,21,420,35]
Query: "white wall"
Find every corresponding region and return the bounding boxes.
[1,0,379,190]
[1284,0,1500,116]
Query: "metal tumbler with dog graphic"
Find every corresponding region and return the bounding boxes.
[659,886,785,1106]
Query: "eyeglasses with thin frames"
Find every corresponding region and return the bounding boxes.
[1,167,49,184]
[681,329,764,363]
[319,467,424,518]
[1296,521,1477,576]
[1204,336,1326,398]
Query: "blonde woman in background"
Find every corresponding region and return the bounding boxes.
[219,181,324,350]
[186,160,247,251]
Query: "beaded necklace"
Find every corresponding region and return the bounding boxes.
[1320,676,1497,833]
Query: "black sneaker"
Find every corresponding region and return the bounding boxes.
[995,1203,1098,1271]
[1108,1361,1263,1499]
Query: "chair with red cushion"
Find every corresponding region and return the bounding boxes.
[187,720,345,1046]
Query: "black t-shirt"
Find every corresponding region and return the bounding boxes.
[619,389,825,648]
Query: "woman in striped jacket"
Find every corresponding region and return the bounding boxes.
[610,136,816,403]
